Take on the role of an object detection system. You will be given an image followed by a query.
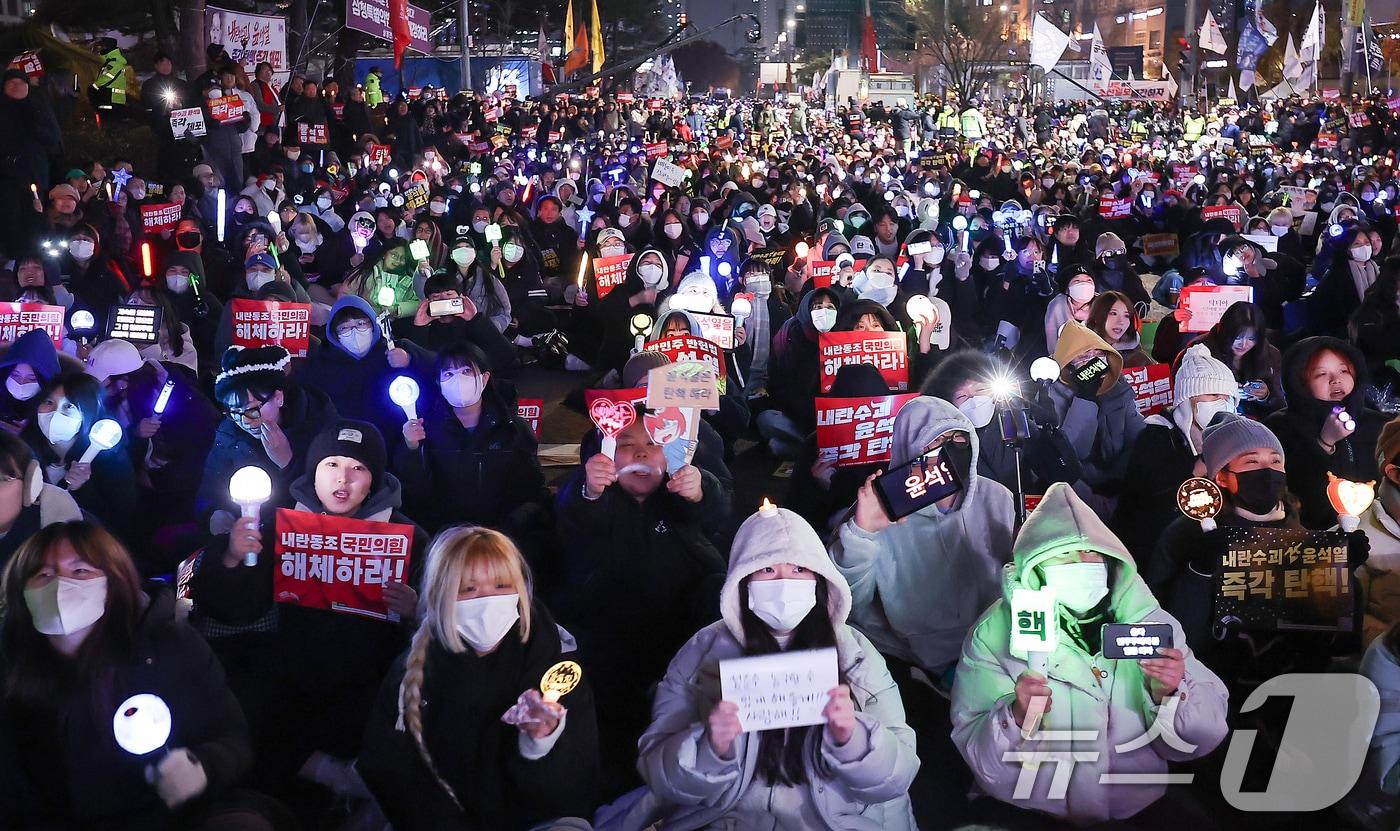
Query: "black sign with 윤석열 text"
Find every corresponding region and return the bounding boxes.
[1214,526,1354,632]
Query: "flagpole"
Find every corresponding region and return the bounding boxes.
[459,0,472,93]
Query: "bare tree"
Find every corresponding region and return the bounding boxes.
[896,0,1007,102]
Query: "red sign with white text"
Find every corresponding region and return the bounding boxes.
[0,303,63,349]
[208,95,245,123]
[231,299,312,357]
[140,202,183,233]
[818,332,909,393]
[592,254,633,298]
[517,398,543,439]
[273,509,413,621]
[644,334,726,381]
[1123,363,1173,416]
[816,393,920,467]
[1202,204,1245,231]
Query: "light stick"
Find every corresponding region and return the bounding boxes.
[229,465,273,567]
[389,375,420,422]
[153,380,175,416]
[1327,473,1376,533]
[113,693,171,757]
[78,419,122,465]
[1010,586,1058,739]
[216,190,226,242]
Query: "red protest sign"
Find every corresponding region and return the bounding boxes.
[548,130,562,143]
[715,135,734,150]
[0,303,63,349]
[644,334,726,381]
[517,398,543,440]
[369,144,391,165]
[1123,363,1173,416]
[818,332,909,393]
[593,253,633,298]
[1098,195,1131,219]
[1201,204,1245,231]
[1180,284,1254,333]
[468,141,490,154]
[9,50,42,78]
[816,393,920,467]
[615,91,634,104]
[273,509,414,621]
[140,202,183,234]
[585,387,646,411]
[646,97,664,111]
[808,260,837,288]
[521,125,538,140]
[645,142,668,160]
[230,299,313,357]
[1317,133,1338,149]
[297,122,328,145]
[208,95,245,123]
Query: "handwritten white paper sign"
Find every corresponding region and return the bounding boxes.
[719,647,838,732]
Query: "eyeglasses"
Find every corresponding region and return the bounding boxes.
[335,320,373,336]
[224,396,271,420]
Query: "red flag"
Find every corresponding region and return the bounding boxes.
[390,0,411,68]
[860,0,878,72]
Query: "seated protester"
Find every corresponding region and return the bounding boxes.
[1091,232,1151,311]
[196,346,337,532]
[647,307,750,452]
[551,414,726,789]
[829,396,1015,826]
[1044,264,1098,356]
[902,229,977,344]
[688,224,746,302]
[297,295,435,450]
[1268,337,1388,529]
[57,224,134,323]
[20,372,140,551]
[654,208,698,277]
[1349,264,1400,388]
[0,522,268,831]
[87,339,220,571]
[447,234,513,334]
[850,255,913,329]
[1357,421,1400,646]
[495,225,555,342]
[190,420,424,794]
[1316,223,1380,334]
[0,328,62,429]
[393,342,549,546]
[1151,267,1216,365]
[124,280,199,376]
[159,251,223,382]
[1356,624,1400,825]
[787,364,891,535]
[530,193,581,299]
[1047,320,1146,518]
[588,248,669,376]
[1115,345,1242,568]
[733,257,791,400]
[409,217,450,273]
[1085,290,1151,369]
[950,482,1228,827]
[1219,235,1306,335]
[393,271,518,380]
[0,432,82,569]
[9,248,73,308]
[601,506,918,830]
[1046,213,1091,271]
[286,210,349,302]
[1192,300,1285,417]
[760,286,841,460]
[212,252,312,358]
[345,238,420,319]
[359,527,600,830]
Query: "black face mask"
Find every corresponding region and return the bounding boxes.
[177,232,201,249]
[940,441,973,486]
[1231,467,1288,514]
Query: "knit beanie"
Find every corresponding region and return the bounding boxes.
[305,419,388,489]
[622,350,671,389]
[1201,414,1285,478]
[1173,343,1240,409]
[1095,232,1127,258]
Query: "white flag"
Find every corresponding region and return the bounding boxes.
[1127,65,1135,81]
[1283,32,1303,81]
[1164,68,1178,97]
[1300,1,1323,60]
[1030,13,1072,71]
[1089,23,1113,82]
[1201,10,1228,54]
[1226,75,1237,101]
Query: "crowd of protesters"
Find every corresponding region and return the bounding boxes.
[6,36,1400,831]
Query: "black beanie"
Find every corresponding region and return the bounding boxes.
[305,419,388,489]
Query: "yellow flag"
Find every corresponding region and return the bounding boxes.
[565,0,574,52]
[590,0,605,73]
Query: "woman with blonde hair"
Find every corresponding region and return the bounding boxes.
[359,525,599,831]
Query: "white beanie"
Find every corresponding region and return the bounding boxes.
[1173,343,1239,408]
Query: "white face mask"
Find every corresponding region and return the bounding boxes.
[600,244,626,258]
[6,376,38,401]
[454,593,520,651]
[1041,561,1109,614]
[747,578,817,633]
[317,196,333,210]
[502,243,524,263]
[24,575,108,636]
[1067,281,1096,302]
[472,220,488,234]
[38,404,83,444]
[664,223,683,240]
[927,247,946,265]
[979,256,1000,270]
[451,247,475,267]
[1270,223,1290,237]
[866,270,896,290]
[166,273,191,294]
[747,276,772,297]
[638,263,665,287]
[693,210,709,225]
[247,270,275,293]
[68,240,95,260]
[1193,398,1235,430]
[429,201,447,215]
[958,395,996,429]
[617,213,633,228]
[1351,244,1373,263]
[440,373,484,408]
[810,307,837,332]
[339,328,374,356]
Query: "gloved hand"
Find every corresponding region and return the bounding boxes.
[1073,374,1102,402]
[1348,529,1372,570]
[149,748,208,809]
[952,251,972,280]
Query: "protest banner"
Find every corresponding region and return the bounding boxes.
[651,158,685,188]
[297,122,329,146]
[169,107,207,139]
[645,142,668,160]
[1141,233,1180,258]
[368,144,391,166]
[1180,284,1254,333]
[273,509,413,621]
[1317,132,1339,149]
[548,130,562,143]
[108,305,161,344]
[1092,79,1172,101]
[585,386,646,411]
[140,202,183,234]
[1123,363,1173,416]
[808,259,838,288]
[402,181,430,211]
[690,311,736,350]
[615,91,634,103]
[644,334,726,381]
[1201,204,1245,231]
[8,50,42,78]
[230,299,312,357]
[719,647,839,733]
[208,95,246,123]
[818,332,909,393]
[816,393,920,467]
[206,6,290,85]
[592,253,633,298]
[646,362,719,411]
[1098,195,1131,219]
[714,135,733,150]
[1215,526,1353,632]
[517,398,543,439]
[0,303,64,349]
[343,0,432,55]
[643,405,701,473]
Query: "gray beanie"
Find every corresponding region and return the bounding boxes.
[1201,414,1286,477]
[622,350,671,388]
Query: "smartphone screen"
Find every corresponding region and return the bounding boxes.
[874,447,963,521]
[1101,623,1174,659]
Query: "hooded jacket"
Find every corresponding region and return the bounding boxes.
[1047,321,1145,506]
[598,507,919,831]
[950,483,1229,824]
[1357,486,1400,645]
[1266,336,1387,529]
[830,397,1016,671]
